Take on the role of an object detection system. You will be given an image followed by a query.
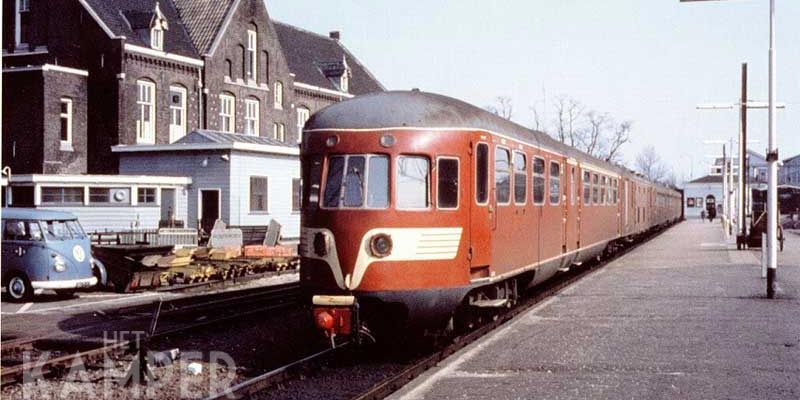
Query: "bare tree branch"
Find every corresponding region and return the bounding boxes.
[604,120,632,163]
[485,96,513,120]
[635,145,669,182]
[551,95,583,146]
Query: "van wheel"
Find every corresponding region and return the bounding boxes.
[6,273,33,302]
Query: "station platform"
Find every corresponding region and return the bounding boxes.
[391,220,800,399]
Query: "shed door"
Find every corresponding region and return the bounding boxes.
[199,190,220,234]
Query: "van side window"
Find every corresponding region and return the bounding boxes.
[583,171,591,205]
[437,157,459,209]
[513,151,527,204]
[4,220,27,240]
[494,147,511,205]
[532,157,545,205]
[549,161,561,205]
[475,143,489,204]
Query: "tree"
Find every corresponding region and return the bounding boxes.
[634,146,669,183]
[552,95,583,147]
[485,96,513,120]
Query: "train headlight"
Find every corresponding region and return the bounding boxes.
[379,134,396,148]
[325,135,339,147]
[53,255,67,272]
[314,232,330,257]
[369,233,393,258]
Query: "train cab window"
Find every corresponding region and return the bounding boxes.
[592,174,599,204]
[304,157,322,208]
[323,154,389,209]
[494,147,511,205]
[437,157,459,209]
[475,143,489,204]
[532,157,545,205]
[583,171,591,205]
[513,151,526,204]
[549,161,561,205]
[397,155,430,209]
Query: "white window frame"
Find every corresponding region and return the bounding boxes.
[274,81,283,109]
[436,156,460,210]
[249,176,269,213]
[15,0,29,47]
[296,107,310,143]
[136,80,156,144]
[219,93,235,133]
[151,26,163,50]
[272,122,285,142]
[340,73,349,93]
[244,98,260,136]
[246,29,257,82]
[59,98,73,146]
[169,85,187,142]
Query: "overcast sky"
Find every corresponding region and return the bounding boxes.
[268,0,799,183]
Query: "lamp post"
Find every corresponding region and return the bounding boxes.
[681,0,780,298]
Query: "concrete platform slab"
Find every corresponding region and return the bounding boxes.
[391,221,800,399]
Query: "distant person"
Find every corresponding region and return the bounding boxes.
[708,207,716,222]
[700,210,706,222]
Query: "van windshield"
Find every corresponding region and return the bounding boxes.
[41,219,86,241]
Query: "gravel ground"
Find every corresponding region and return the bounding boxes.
[2,305,325,399]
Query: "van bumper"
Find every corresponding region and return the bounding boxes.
[31,276,98,290]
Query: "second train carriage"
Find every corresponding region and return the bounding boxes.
[299,90,682,339]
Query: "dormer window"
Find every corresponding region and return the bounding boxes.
[340,72,349,93]
[149,2,168,51]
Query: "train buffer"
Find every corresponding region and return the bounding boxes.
[390,220,800,400]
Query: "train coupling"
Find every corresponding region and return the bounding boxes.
[313,295,358,346]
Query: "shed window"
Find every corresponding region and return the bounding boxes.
[494,147,510,205]
[41,187,83,204]
[60,98,72,144]
[532,157,545,205]
[550,161,561,205]
[138,187,157,204]
[475,143,489,204]
[250,176,268,212]
[397,155,430,209]
[513,151,526,204]
[437,158,459,209]
[583,171,591,205]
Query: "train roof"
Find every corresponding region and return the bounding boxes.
[306,90,673,190]
[2,208,78,220]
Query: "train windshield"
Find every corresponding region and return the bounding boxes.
[323,154,389,209]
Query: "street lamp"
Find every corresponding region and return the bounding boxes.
[681,0,780,298]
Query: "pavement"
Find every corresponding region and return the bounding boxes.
[390,220,800,400]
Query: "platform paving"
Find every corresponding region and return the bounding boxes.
[391,220,800,400]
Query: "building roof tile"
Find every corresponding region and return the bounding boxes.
[171,0,235,55]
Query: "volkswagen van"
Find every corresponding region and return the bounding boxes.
[1,208,106,301]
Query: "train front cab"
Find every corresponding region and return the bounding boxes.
[300,128,475,339]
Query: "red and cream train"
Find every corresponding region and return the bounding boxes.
[299,90,682,339]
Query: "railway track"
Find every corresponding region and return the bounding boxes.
[207,223,674,400]
[0,281,301,386]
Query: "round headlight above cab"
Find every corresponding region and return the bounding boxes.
[325,135,339,147]
[369,234,393,258]
[379,134,396,148]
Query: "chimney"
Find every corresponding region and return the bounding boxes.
[329,31,340,41]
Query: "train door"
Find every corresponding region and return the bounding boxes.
[564,161,579,252]
[490,144,516,275]
[624,179,630,234]
[468,141,492,278]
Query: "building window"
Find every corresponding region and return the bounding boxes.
[225,59,232,80]
[296,107,310,143]
[263,51,270,83]
[513,151,527,204]
[583,171,591,205]
[219,93,235,133]
[246,28,257,81]
[151,26,163,50]
[550,161,561,205]
[41,187,83,204]
[437,157,459,209]
[396,156,430,209]
[272,123,285,142]
[244,98,259,136]
[292,178,301,212]
[240,45,246,79]
[532,157,545,205]
[89,188,130,204]
[274,81,283,109]
[250,176,268,212]
[136,80,156,144]
[15,0,30,47]
[138,187,157,204]
[340,72,349,93]
[169,86,187,142]
[89,187,111,203]
[59,98,72,145]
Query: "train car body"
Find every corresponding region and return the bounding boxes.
[299,91,682,339]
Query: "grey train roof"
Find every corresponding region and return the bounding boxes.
[306,90,636,179]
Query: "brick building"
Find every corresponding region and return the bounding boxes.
[3,0,383,175]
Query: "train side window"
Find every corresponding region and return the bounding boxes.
[397,155,430,209]
[323,156,345,207]
[600,176,607,205]
[437,157,459,209]
[613,179,618,204]
[494,147,511,205]
[549,161,561,205]
[513,151,527,204]
[475,143,489,204]
[592,173,599,204]
[570,166,576,206]
[532,157,545,205]
[583,171,591,205]
[367,155,389,208]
